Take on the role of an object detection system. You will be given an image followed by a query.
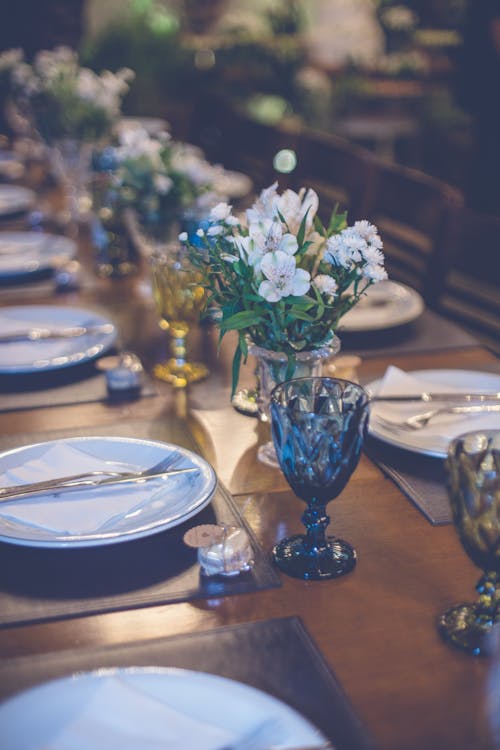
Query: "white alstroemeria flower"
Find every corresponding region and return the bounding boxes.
[210,202,233,222]
[258,250,310,302]
[246,182,279,225]
[277,187,319,235]
[313,274,338,298]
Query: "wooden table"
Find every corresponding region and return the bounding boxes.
[0,219,499,750]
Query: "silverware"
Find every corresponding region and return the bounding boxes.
[0,456,198,503]
[0,322,115,344]
[374,403,500,431]
[370,391,500,403]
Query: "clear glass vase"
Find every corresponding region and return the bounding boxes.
[249,337,341,467]
[50,138,93,226]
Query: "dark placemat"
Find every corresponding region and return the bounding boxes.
[0,617,377,750]
[0,359,157,412]
[0,419,280,628]
[341,309,478,358]
[365,436,451,526]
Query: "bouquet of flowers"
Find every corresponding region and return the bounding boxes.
[181,182,387,394]
[10,46,133,144]
[111,125,226,236]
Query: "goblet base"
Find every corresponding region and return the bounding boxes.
[438,603,496,656]
[153,360,209,389]
[273,534,357,580]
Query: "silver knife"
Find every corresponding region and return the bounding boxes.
[0,323,115,344]
[370,392,500,403]
[0,467,198,503]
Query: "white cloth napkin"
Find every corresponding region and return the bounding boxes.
[0,444,165,536]
[371,366,500,450]
[42,675,233,750]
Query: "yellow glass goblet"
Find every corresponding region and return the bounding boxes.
[150,249,208,388]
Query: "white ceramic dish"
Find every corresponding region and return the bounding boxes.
[366,369,500,458]
[0,185,34,217]
[0,232,76,280]
[0,667,326,749]
[339,280,424,332]
[0,305,117,374]
[0,436,217,548]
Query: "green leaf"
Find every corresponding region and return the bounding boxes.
[219,310,264,332]
[231,344,242,398]
[296,207,310,248]
[314,215,327,236]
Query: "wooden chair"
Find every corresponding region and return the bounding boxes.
[290,128,374,222]
[357,156,464,306]
[436,209,500,354]
[188,98,300,192]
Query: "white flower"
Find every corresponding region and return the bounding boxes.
[313,274,338,298]
[353,220,382,247]
[154,174,173,195]
[277,187,319,234]
[210,202,233,222]
[363,263,388,282]
[178,231,188,242]
[196,228,205,237]
[207,225,224,236]
[258,251,310,302]
[246,182,279,225]
[324,230,364,269]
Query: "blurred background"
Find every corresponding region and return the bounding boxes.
[0,0,487,206]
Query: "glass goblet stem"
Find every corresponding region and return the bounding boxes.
[302,501,330,552]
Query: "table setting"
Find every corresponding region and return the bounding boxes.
[1,58,500,748]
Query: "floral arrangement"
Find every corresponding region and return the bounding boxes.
[110,125,222,235]
[181,182,387,394]
[10,46,133,144]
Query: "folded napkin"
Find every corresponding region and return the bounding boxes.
[370,366,500,452]
[0,444,184,537]
[43,675,233,750]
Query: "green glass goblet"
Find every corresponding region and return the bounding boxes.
[438,430,500,656]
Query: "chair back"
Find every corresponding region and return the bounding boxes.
[358,156,464,305]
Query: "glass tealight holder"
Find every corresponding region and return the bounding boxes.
[198,525,254,577]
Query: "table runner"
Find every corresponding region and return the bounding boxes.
[365,436,451,526]
[0,418,280,628]
[0,616,378,750]
[340,308,477,359]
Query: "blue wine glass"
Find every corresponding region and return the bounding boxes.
[270,376,370,580]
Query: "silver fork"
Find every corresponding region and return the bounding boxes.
[0,453,196,503]
[374,403,500,431]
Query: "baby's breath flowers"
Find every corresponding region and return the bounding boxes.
[181,182,387,395]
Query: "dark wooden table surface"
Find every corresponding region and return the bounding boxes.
[0,203,499,750]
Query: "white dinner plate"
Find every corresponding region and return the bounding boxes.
[0,305,117,374]
[338,280,424,332]
[366,369,500,458]
[0,436,217,547]
[0,231,77,280]
[0,667,327,749]
[0,184,34,217]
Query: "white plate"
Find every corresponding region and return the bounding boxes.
[0,305,117,374]
[0,436,217,547]
[0,185,34,217]
[0,667,327,749]
[366,369,500,458]
[339,280,424,332]
[0,232,76,280]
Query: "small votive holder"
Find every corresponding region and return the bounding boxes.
[98,352,144,398]
[184,524,254,577]
[54,260,82,291]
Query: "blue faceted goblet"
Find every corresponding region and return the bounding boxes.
[270,377,370,580]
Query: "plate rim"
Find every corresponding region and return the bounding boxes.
[366,368,500,458]
[0,231,77,279]
[0,665,326,747]
[0,436,217,548]
[0,185,35,216]
[339,280,424,332]
[0,304,117,374]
